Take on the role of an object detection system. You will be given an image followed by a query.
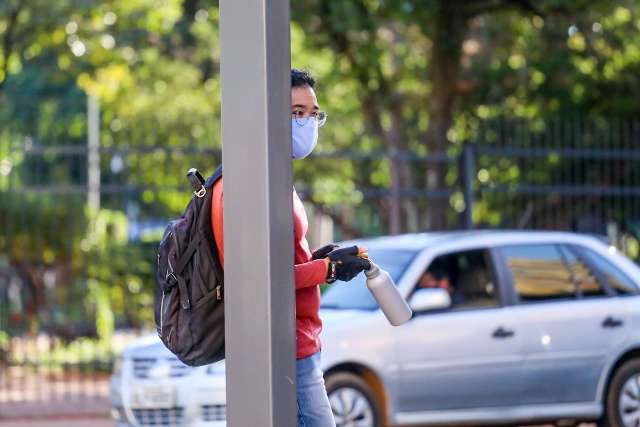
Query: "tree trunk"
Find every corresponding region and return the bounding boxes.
[361,96,403,234]
[390,98,419,232]
[0,3,24,92]
[378,119,409,235]
[424,1,469,230]
[306,199,363,239]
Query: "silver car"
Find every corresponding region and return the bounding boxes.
[111,230,640,427]
[320,231,640,427]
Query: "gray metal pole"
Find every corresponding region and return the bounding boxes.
[87,94,100,211]
[220,1,295,426]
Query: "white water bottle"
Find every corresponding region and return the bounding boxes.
[364,261,413,326]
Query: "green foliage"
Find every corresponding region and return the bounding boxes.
[3,0,640,338]
[0,193,86,265]
[11,336,118,373]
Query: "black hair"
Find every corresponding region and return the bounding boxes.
[291,69,316,89]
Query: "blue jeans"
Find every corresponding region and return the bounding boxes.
[296,351,336,427]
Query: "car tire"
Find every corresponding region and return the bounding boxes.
[325,372,384,427]
[601,358,640,427]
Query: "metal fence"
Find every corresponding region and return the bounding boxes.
[2,116,640,412]
[471,118,640,250]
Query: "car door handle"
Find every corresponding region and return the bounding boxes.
[602,316,624,328]
[492,327,515,339]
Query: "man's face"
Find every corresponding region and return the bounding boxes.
[291,85,319,119]
[419,271,453,293]
[419,272,438,289]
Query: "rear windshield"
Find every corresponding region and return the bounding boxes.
[321,248,418,310]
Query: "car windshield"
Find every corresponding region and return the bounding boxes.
[321,248,418,310]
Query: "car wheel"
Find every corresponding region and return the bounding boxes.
[603,359,640,427]
[325,372,383,427]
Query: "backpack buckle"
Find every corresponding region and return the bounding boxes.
[195,185,206,198]
[165,270,178,286]
[187,168,206,198]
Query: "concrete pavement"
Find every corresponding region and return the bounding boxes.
[0,416,598,427]
[0,418,113,427]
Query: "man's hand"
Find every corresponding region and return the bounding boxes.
[326,245,371,282]
[311,244,339,260]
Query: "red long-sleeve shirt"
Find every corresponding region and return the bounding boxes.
[211,177,328,359]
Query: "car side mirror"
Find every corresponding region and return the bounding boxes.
[410,288,451,312]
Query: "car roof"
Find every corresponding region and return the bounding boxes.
[342,230,608,252]
[122,335,171,358]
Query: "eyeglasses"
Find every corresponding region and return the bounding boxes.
[292,111,327,128]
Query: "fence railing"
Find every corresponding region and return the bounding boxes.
[0,331,142,418]
[3,117,640,410]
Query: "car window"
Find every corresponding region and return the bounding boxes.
[559,245,606,298]
[414,249,498,310]
[321,249,418,310]
[503,244,576,303]
[578,247,637,295]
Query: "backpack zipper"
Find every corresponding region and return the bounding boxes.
[169,226,181,254]
[167,327,174,350]
[160,291,166,334]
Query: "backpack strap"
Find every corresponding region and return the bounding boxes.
[204,165,223,189]
[175,234,202,276]
[175,275,191,310]
[206,165,225,284]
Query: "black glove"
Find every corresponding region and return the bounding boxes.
[326,245,371,282]
[311,244,339,260]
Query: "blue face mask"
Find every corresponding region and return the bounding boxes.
[291,119,318,159]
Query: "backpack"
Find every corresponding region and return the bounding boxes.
[154,166,224,367]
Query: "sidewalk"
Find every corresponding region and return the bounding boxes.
[0,397,598,427]
[0,417,112,427]
[0,398,110,420]
[0,419,596,427]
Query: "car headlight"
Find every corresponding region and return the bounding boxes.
[207,361,225,375]
[112,356,124,377]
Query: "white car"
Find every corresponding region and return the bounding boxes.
[112,231,640,427]
[110,335,226,427]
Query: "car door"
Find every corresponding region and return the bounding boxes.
[394,248,525,413]
[498,243,630,405]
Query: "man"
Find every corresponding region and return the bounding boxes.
[418,269,452,293]
[418,264,466,306]
[211,69,370,427]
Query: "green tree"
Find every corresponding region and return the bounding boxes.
[4,0,640,337]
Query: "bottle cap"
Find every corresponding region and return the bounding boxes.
[364,261,379,278]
